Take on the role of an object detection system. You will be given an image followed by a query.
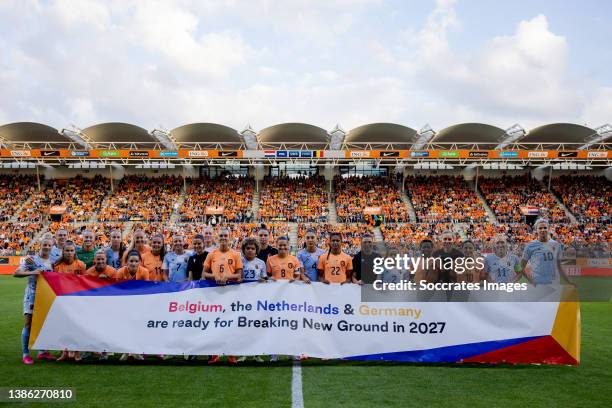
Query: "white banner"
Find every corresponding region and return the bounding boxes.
[31,274,580,364]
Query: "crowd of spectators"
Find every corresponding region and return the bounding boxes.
[552,175,611,224]
[0,222,44,255]
[179,176,254,223]
[98,176,182,222]
[479,175,569,223]
[334,176,410,223]
[16,176,109,223]
[0,175,38,222]
[405,176,488,223]
[258,176,328,222]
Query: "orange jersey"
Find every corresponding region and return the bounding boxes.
[121,245,152,266]
[54,260,86,275]
[85,265,117,279]
[266,254,301,280]
[318,252,353,283]
[115,265,150,281]
[142,251,164,281]
[203,248,243,279]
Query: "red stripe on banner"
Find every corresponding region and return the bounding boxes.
[463,335,578,365]
[43,272,118,295]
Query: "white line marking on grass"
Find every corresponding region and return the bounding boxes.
[292,360,304,408]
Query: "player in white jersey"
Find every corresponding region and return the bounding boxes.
[14,235,55,365]
[484,234,521,283]
[237,238,266,363]
[241,238,267,282]
[520,218,574,286]
[381,246,407,284]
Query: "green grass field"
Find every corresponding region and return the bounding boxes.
[0,275,610,407]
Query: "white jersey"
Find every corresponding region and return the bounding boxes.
[485,253,520,283]
[522,239,562,284]
[241,256,267,282]
[381,267,406,284]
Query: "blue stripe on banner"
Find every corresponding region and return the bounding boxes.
[342,336,543,362]
[63,280,238,297]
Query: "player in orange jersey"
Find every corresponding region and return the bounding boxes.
[85,250,116,279]
[117,250,149,362]
[266,236,302,282]
[203,228,243,285]
[54,241,86,362]
[54,241,86,275]
[142,233,166,281]
[121,229,151,265]
[115,250,150,281]
[318,232,353,284]
[203,228,242,365]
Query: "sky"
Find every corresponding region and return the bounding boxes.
[0,0,610,134]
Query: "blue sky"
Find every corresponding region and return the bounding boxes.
[0,0,610,134]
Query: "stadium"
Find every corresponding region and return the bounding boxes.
[0,120,610,406]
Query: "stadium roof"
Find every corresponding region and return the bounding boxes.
[82,123,155,145]
[0,122,69,144]
[258,123,330,148]
[432,123,506,148]
[344,123,418,148]
[521,123,596,144]
[170,123,243,148]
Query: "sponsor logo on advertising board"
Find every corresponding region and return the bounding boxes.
[439,151,459,158]
[558,151,578,158]
[410,151,429,157]
[129,151,149,157]
[528,151,548,158]
[188,151,209,157]
[499,151,518,158]
[218,151,238,157]
[276,151,288,158]
[379,151,400,158]
[71,151,89,157]
[159,151,178,157]
[40,150,60,157]
[468,151,489,158]
[350,151,371,158]
[100,150,120,157]
[587,151,607,158]
[10,150,30,157]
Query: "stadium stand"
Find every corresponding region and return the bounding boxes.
[478,175,569,223]
[0,222,44,255]
[334,176,410,223]
[0,175,38,222]
[258,176,328,222]
[552,175,611,224]
[405,175,488,223]
[16,176,109,223]
[179,176,254,223]
[98,176,182,222]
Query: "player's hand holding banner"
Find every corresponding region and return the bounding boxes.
[30,273,579,365]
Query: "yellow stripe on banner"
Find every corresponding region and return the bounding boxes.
[551,286,581,363]
[29,275,56,348]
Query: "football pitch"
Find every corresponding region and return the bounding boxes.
[0,276,610,407]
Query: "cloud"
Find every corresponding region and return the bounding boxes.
[0,0,608,134]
